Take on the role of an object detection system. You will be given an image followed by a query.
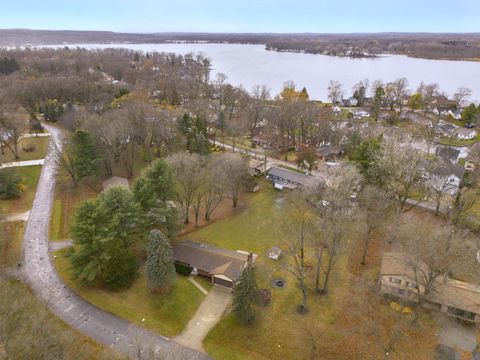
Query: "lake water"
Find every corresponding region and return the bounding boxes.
[53,43,480,102]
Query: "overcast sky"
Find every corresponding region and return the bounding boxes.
[2,0,479,33]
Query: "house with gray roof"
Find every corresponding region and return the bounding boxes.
[266,166,318,190]
[419,160,465,196]
[435,146,461,164]
[172,240,254,289]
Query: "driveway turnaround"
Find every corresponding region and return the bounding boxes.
[22,123,210,360]
[175,286,232,352]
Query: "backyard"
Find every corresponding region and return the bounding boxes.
[185,185,439,360]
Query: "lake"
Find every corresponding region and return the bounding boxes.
[51,43,480,101]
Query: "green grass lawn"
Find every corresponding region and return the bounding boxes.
[438,135,479,147]
[184,186,353,359]
[0,136,50,163]
[0,280,117,359]
[0,165,42,213]
[54,248,208,337]
[0,221,24,268]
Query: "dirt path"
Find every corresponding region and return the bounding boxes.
[174,286,232,352]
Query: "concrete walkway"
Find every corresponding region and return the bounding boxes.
[2,210,30,222]
[188,276,209,296]
[0,159,45,169]
[49,240,73,252]
[21,123,209,360]
[438,318,477,353]
[174,286,232,352]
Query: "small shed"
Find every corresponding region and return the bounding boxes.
[102,176,130,191]
[268,246,282,260]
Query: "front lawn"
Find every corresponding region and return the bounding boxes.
[0,221,24,268]
[0,136,50,163]
[54,248,207,337]
[0,165,42,213]
[438,136,479,147]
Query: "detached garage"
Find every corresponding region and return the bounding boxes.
[172,240,254,289]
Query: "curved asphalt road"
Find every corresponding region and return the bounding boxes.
[22,124,210,360]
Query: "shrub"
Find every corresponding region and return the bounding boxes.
[0,169,22,199]
[174,263,192,276]
[22,145,36,153]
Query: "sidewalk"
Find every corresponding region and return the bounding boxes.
[0,159,45,169]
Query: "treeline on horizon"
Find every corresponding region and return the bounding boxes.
[1,29,480,60]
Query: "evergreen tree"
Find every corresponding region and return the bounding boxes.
[132,159,177,235]
[233,262,258,325]
[71,129,99,179]
[69,187,143,290]
[0,169,22,199]
[145,230,176,293]
[60,129,99,186]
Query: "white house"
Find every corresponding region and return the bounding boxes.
[454,128,477,141]
[448,109,462,120]
[353,110,370,119]
[332,106,342,115]
[420,161,465,196]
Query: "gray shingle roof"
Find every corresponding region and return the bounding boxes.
[267,167,312,186]
[172,240,249,282]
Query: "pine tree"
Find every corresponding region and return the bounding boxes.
[233,262,258,325]
[146,230,176,293]
[69,187,142,290]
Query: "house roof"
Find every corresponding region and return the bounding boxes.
[102,176,130,190]
[420,160,465,179]
[436,146,460,163]
[381,252,480,315]
[267,167,316,186]
[172,240,250,282]
[316,145,342,157]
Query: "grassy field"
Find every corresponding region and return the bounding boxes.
[0,280,118,359]
[0,221,24,268]
[0,165,42,213]
[183,185,438,360]
[438,135,479,147]
[0,136,50,163]
[55,248,208,337]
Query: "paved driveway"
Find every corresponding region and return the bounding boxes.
[21,123,209,360]
[175,286,232,352]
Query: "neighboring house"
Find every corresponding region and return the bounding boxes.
[172,240,254,289]
[349,97,358,106]
[379,252,480,323]
[353,110,370,119]
[454,127,477,141]
[249,159,266,176]
[102,176,130,191]
[439,123,457,135]
[332,106,342,115]
[419,160,465,196]
[448,109,462,120]
[266,166,318,190]
[435,146,461,164]
[342,97,358,107]
[315,145,343,162]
